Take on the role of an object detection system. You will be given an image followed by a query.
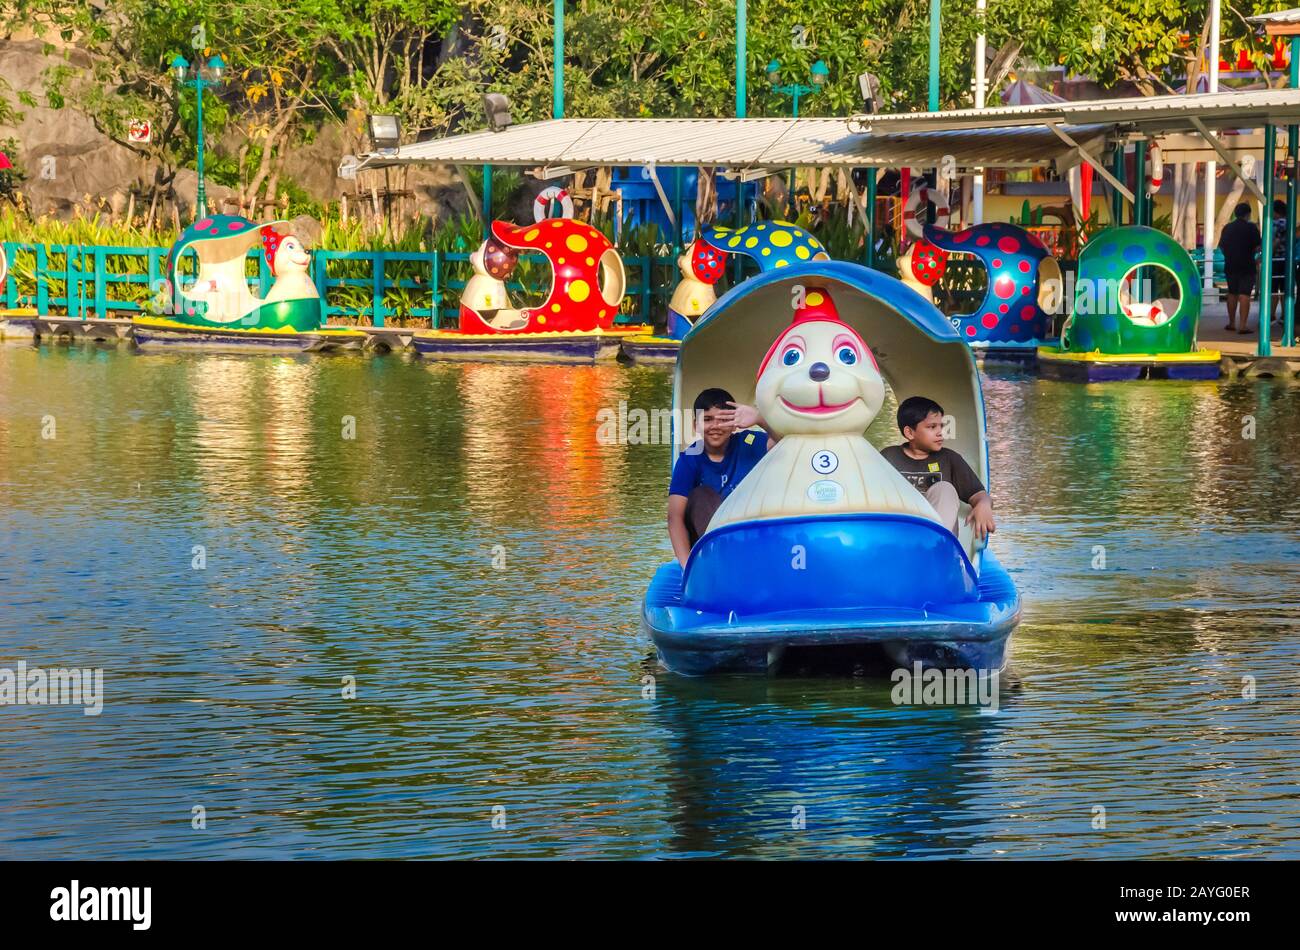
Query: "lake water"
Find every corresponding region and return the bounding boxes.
[1,342,1298,858]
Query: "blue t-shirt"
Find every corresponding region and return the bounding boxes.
[668,430,768,499]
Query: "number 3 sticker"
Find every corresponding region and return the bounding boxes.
[811,450,839,475]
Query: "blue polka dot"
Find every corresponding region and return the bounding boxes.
[1100,315,1120,333]
[1122,244,1146,264]
[1098,242,1117,257]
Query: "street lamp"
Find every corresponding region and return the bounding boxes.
[170,53,225,219]
[769,59,829,214]
[767,58,828,117]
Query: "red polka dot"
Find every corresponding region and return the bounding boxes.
[992,258,1002,269]
[975,235,991,246]
[195,218,213,230]
[227,221,244,230]
[954,231,970,244]
[1020,285,1031,295]
[1011,324,1020,333]
[994,277,1016,298]
[999,303,1009,314]
[1022,305,1036,318]
[965,325,977,337]
[982,313,999,329]
[998,236,1021,253]
[1018,260,1031,272]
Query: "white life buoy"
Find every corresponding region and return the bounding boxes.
[1147,144,1163,195]
[534,185,574,222]
[0,243,6,287]
[903,180,951,240]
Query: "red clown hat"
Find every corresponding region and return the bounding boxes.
[757,286,876,378]
[260,226,284,277]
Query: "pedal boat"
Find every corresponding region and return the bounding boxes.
[641,261,1021,675]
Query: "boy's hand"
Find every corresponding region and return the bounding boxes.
[726,402,761,430]
[966,498,997,542]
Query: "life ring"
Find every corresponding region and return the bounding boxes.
[903,180,951,240]
[0,243,6,288]
[1147,144,1163,195]
[534,186,574,222]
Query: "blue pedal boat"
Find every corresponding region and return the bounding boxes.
[641,261,1021,676]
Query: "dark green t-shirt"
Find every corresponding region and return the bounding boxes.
[880,445,985,504]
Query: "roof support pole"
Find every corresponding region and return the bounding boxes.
[1260,124,1275,357]
[553,0,564,119]
[1188,117,1265,203]
[928,0,941,112]
[1046,123,1133,205]
[1112,145,1125,225]
[1134,139,1148,228]
[1205,0,1221,303]
[863,168,877,270]
[1285,36,1298,348]
[736,0,747,118]
[482,164,493,240]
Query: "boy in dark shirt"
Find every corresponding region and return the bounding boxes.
[667,388,775,566]
[1218,203,1262,334]
[880,396,996,542]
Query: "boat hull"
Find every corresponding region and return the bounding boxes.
[132,318,364,353]
[642,514,1020,676]
[1036,346,1222,382]
[411,327,648,363]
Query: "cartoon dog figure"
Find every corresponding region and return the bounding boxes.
[706,287,940,533]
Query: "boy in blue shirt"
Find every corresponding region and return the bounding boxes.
[667,388,776,566]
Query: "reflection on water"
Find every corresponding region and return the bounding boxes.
[0,345,1297,858]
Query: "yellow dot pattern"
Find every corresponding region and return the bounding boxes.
[524,229,540,241]
[704,222,825,272]
[568,279,590,303]
[805,291,825,307]
[566,234,588,253]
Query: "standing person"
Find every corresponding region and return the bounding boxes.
[1218,202,1261,335]
[1271,199,1288,328]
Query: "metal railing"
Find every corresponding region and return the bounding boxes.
[0,241,680,329]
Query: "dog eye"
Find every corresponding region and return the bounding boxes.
[836,346,858,365]
[782,347,803,366]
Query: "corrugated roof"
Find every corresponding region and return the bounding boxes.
[1247,9,1300,25]
[359,117,1106,172]
[849,89,1300,134]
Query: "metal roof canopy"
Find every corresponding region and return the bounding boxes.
[358,117,1107,176]
[359,90,1300,207]
[847,89,1300,134]
[851,90,1300,204]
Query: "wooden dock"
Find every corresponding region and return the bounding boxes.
[1198,304,1300,379]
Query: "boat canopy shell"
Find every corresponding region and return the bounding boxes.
[673,260,990,493]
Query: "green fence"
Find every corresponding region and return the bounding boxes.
[0,241,683,329]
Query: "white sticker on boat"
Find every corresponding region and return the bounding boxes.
[811,449,839,474]
[807,479,844,503]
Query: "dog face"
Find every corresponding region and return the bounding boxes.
[756,317,884,436]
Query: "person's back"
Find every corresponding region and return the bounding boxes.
[1218,204,1262,333]
[1219,215,1261,274]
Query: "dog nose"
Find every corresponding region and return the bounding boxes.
[808,361,830,381]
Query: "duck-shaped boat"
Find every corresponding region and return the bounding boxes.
[642,261,1021,675]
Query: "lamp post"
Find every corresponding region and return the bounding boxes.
[769,60,828,216]
[170,53,226,219]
